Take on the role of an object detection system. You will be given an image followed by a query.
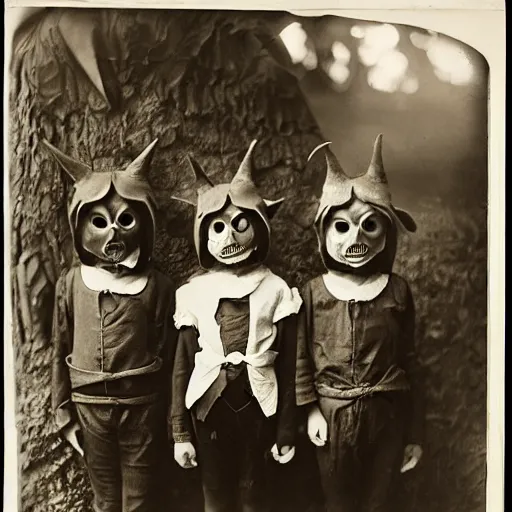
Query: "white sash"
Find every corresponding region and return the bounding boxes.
[174,266,302,417]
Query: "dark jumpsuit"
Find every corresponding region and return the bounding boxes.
[296,273,424,512]
[52,266,176,512]
[171,296,297,512]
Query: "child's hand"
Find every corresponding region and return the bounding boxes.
[271,444,295,464]
[400,444,423,473]
[62,422,84,457]
[174,442,198,469]
[307,405,328,447]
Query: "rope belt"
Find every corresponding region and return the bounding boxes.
[315,365,410,400]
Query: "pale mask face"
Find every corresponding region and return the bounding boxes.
[79,192,142,266]
[325,198,388,268]
[207,204,257,265]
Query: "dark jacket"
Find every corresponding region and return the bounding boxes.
[296,273,424,445]
[51,266,177,430]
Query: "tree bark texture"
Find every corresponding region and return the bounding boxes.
[9,8,486,512]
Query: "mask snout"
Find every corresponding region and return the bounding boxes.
[103,239,127,263]
[101,226,125,262]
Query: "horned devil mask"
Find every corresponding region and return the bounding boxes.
[310,134,416,273]
[172,140,283,270]
[41,138,159,272]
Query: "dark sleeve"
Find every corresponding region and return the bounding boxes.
[274,313,298,450]
[51,273,75,431]
[170,326,200,443]
[295,282,317,407]
[400,281,425,445]
[162,284,179,439]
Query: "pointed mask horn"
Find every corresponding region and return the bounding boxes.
[308,141,349,185]
[170,195,197,207]
[366,134,388,184]
[41,139,92,182]
[263,197,285,219]
[187,155,214,194]
[125,138,159,178]
[231,139,258,189]
[169,156,214,206]
[307,141,331,163]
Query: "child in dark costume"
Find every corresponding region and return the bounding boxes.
[46,139,176,512]
[296,135,424,512]
[171,140,302,512]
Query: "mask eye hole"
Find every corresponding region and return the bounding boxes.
[91,215,108,229]
[118,212,136,229]
[334,220,350,233]
[232,215,249,233]
[213,221,225,234]
[362,217,378,232]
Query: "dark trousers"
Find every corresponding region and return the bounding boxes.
[193,397,275,512]
[75,401,164,512]
[316,394,406,512]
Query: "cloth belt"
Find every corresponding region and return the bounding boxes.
[315,365,410,400]
[71,392,159,405]
[74,372,160,399]
[66,355,163,388]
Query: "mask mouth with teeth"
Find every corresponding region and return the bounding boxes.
[172,140,284,270]
[346,244,369,258]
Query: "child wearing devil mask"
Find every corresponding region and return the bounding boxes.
[296,135,424,512]
[171,140,302,512]
[44,139,176,512]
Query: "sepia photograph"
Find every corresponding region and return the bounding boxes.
[4,3,503,512]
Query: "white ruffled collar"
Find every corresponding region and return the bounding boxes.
[189,265,271,300]
[80,265,149,295]
[322,272,390,302]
